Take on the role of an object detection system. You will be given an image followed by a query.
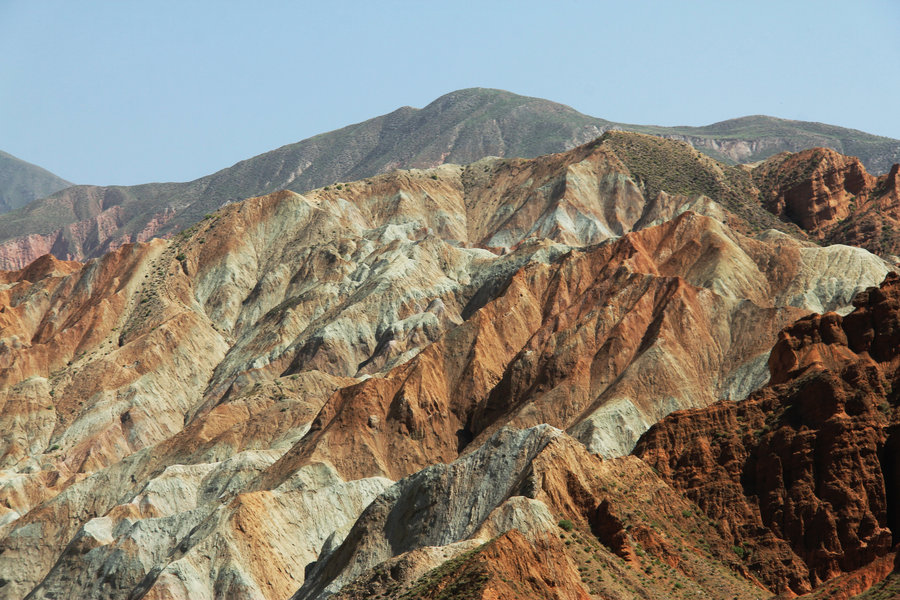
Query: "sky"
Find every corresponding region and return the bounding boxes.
[1,0,898,186]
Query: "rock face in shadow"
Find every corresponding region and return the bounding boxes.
[635,272,900,595]
[296,426,769,600]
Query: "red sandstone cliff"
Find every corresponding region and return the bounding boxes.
[755,149,900,257]
[635,272,900,595]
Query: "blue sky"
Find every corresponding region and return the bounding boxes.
[2,0,898,185]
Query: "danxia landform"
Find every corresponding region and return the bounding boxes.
[0,104,898,599]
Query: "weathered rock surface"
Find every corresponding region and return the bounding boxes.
[28,460,391,600]
[788,553,899,600]
[634,272,900,595]
[0,125,794,270]
[297,426,769,600]
[755,148,900,257]
[0,135,892,599]
[265,209,887,485]
[755,148,873,234]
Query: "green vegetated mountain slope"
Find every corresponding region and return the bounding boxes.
[0,150,72,214]
[1,88,898,270]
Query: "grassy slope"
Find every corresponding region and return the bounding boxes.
[598,131,807,237]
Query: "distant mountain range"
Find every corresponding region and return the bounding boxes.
[623,114,900,173]
[1,87,898,269]
[0,150,71,214]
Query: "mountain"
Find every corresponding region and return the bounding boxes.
[0,134,893,599]
[0,89,612,270]
[627,115,900,174]
[1,88,898,270]
[297,427,770,600]
[753,147,900,258]
[0,150,71,214]
[635,271,900,597]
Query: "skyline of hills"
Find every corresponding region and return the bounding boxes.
[1,88,899,272]
[0,151,71,214]
[6,88,900,196]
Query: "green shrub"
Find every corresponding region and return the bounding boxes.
[558,518,575,532]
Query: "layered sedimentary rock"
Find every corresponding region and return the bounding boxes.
[755,148,900,257]
[297,426,768,600]
[755,148,874,233]
[3,89,898,270]
[263,210,887,489]
[635,273,900,595]
[0,135,892,599]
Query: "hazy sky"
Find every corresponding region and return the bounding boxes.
[2,0,898,185]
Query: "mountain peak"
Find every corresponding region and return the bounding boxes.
[0,150,72,213]
[0,89,898,271]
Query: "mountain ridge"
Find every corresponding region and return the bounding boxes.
[0,150,72,214]
[1,88,898,269]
